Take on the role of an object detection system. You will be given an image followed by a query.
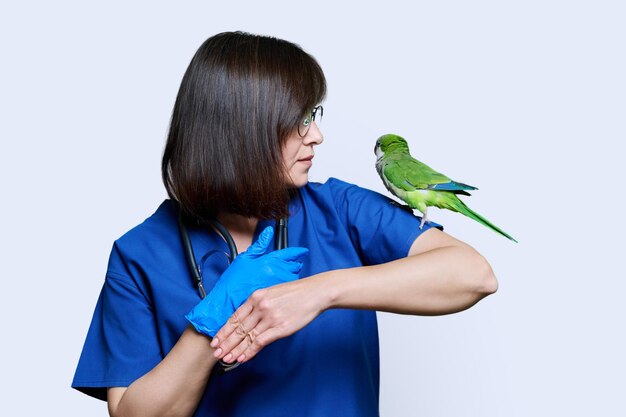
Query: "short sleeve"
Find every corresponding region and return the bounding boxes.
[330,178,444,265]
[71,243,163,401]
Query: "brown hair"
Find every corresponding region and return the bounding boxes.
[161,31,327,223]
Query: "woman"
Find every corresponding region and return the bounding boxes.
[72,31,498,417]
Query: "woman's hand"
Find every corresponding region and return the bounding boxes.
[210,274,331,364]
[185,226,309,338]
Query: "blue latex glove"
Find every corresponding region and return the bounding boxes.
[185,226,309,338]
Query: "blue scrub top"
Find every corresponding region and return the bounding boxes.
[72,177,443,416]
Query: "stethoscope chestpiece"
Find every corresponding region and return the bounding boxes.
[215,359,242,375]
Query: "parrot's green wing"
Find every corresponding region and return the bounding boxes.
[383,156,478,194]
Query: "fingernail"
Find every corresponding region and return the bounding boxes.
[210,337,219,347]
[223,353,233,362]
[213,348,222,358]
[237,354,245,362]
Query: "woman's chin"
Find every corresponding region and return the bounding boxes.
[286,175,309,188]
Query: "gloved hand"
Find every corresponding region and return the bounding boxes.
[185,226,309,338]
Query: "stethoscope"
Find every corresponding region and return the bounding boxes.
[176,205,289,374]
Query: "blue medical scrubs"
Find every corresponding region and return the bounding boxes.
[72,178,443,416]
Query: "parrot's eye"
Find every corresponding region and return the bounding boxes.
[297,105,324,137]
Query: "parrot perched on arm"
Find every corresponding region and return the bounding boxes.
[374,134,517,243]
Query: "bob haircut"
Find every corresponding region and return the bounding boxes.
[161,31,327,224]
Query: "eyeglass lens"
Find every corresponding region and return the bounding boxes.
[298,105,323,137]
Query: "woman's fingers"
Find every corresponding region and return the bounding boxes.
[217,309,265,362]
[235,327,284,364]
[217,296,278,362]
[211,302,254,353]
[214,278,322,365]
[214,289,280,363]
[222,325,268,364]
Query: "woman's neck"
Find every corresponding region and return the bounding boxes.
[216,212,259,253]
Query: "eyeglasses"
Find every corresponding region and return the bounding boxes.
[297,105,323,137]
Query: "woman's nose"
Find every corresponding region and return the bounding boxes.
[304,121,324,145]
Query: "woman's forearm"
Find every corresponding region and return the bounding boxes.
[317,245,497,316]
[110,325,217,417]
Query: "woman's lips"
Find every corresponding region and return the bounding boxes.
[297,155,314,166]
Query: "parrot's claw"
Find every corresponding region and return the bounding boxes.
[419,208,428,229]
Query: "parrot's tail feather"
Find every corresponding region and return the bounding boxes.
[449,198,518,243]
[453,181,478,190]
[453,190,472,197]
[430,181,478,192]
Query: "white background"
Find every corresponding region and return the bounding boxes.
[1,1,624,416]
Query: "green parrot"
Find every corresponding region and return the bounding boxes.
[375,134,517,243]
